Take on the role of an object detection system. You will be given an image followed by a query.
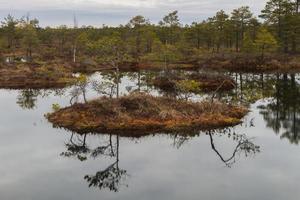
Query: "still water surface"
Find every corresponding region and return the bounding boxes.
[0,71,299,200]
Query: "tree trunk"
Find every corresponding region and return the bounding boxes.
[235,30,239,52]
[116,68,120,99]
[73,45,77,63]
[261,44,265,61]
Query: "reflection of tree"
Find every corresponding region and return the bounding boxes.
[207,129,260,167]
[85,135,127,192]
[221,73,276,104]
[60,133,90,161]
[92,71,125,98]
[171,134,193,149]
[219,73,300,145]
[125,70,155,93]
[168,127,260,167]
[16,89,40,109]
[85,160,127,192]
[259,74,300,144]
[61,133,128,192]
[70,75,88,105]
[16,88,66,109]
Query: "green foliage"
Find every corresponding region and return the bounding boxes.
[76,32,89,49]
[260,0,297,52]
[52,103,61,112]
[78,74,88,84]
[0,37,7,53]
[0,0,299,63]
[127,15,150,60]
[231,6,254,51]
[242,32,256,53]
[255,27,278,57]
[21,23,39,61]
[1,15,19,52]
[88,35,130,68]
[159,11,181,45]
[176,80,201,93]
[159,11,181,27]
[242,27,278,56]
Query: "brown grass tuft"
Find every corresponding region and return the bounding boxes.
[46,93,248,136]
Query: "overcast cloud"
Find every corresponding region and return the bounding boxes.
[0,0,268,27]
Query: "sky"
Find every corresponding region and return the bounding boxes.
[0,0,268,27]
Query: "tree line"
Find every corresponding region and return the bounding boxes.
[0,0,299,64]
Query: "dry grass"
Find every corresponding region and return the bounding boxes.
[198,54,300,73]
[46,93,248,136]
[0,63,77,89]
[152,73,236,93]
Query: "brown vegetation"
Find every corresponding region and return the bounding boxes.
[73,54,300,74]
[152,73,236,93]
[4,53,300,76]
[72,61,140,73]
[46,93,248,136]
[137,61,197,71]
[197,54,300,73]
[0,63,77,89]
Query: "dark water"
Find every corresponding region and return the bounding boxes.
[0,71,300,200]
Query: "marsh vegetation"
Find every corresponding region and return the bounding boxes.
[0,1,300,199]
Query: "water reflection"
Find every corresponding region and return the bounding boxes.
[16,88,67,110]
[61,133,128,192]
[92,71,122,98]
[212,73,300,145]
[207,129,260,167]
[58,124,260,192]
[12,70,300,147]
[2,70,300,199]
[219,73,276,104]
[16,89,40,109]
[258,74,300,144]
[60,133,90,161]
[84,135,128,192]
[70,75,89,104]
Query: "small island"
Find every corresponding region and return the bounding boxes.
[0,0,298,134]
[46,93,247,136]
[152,73,236,93]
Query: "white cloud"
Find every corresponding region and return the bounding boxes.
[0,0,267,10]
[0,0,268,26]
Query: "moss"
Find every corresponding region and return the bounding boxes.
[46,93,248,136]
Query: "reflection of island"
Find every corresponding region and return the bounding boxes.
[259,74,300,144]
[61,133,128,192]
[59,126,260,192]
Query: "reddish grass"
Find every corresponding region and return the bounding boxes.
[46,93,248,136]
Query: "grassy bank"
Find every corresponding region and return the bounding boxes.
[63,54,300,74]
[0,63,77,89]
[196,54,300,73]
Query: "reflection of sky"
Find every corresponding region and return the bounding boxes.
[0,72,300,200]
[0,0,268,27]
